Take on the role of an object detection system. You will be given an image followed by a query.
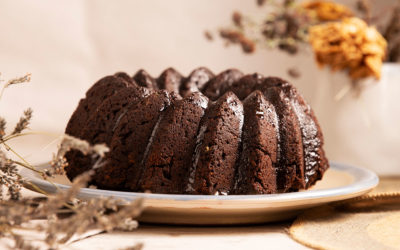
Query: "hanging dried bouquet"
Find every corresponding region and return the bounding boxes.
[207,0,400,81]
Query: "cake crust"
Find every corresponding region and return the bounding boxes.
[235,91,279,194]
[139,92,209,194]
[65,68,329,195]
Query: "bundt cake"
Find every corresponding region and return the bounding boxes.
[65,67,329,195]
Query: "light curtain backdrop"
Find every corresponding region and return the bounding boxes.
[1,0,398,172]
[0,0,328,132]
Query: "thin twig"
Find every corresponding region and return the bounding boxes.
[2,141,63,193]
[0,73,31,100]
[3,131,61,142]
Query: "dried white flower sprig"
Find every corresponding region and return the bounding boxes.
[12,108,33,135]
[0,73,31,99]
[57,135,109,159]
[0,150,22,200]
[48,135,109,178]
[0,73,144,250]
[0,72,32,200]
[1,170,143,249]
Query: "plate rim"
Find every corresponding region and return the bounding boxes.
[20,162,379,202]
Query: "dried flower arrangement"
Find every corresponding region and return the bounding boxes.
[206,0,400,81]
[309,17,386,80]
[0,74,143,249]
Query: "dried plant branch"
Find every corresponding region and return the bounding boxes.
[11,233,40,250]
[0,151,23,200]
[0,73,142,249]
[0,73,31,99]
[1,169,143,249]
[382,5,400,62]
[2,140,36,172]
[0,159,143,250]
[211,0,400,82]
[214,0,316,55]
[47,135,110,177]
[0,117,6,140]
[356,0,372,24]
[3,130,61,143]
[309,17,386,80]
[12,108,33,135]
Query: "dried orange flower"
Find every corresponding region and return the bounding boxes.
[309,17,387,80]
[302,1,353,21]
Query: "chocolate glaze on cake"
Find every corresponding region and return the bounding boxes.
[65,73,133,138]
[157,68,183,94]
[139,92,209,194]
[180,67,214,97]
[263,86,305,192]
[228,73,264,100]
[133,69,158,90]
[65,84,151,181]
[114,72,135,83]
[202,69,244,101]
[290,90,328,187]
[95,90,174,190]
[65,67,329,195]
[187,92,243,195]
[235,91,279,194]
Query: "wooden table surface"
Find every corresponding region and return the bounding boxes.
[66,221,307,250]
[1,136,308,250]
[1,187,308,250]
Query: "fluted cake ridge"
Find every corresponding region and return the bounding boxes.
[65,67,329,195]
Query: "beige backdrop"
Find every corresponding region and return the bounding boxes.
[1,0,399,174]
[0,0,324,132]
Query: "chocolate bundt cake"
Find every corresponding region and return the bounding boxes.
[65,67,329,195]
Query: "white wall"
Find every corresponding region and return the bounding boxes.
[1,0,399,173]
[0,0,321,133]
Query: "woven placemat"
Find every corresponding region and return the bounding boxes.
[289,177,400,250]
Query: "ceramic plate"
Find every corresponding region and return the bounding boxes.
[20,162,378,225]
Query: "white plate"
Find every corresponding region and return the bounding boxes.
[21,162,378,225]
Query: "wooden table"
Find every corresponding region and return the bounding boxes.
[2,188,309,250]
[1,136,308,250]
